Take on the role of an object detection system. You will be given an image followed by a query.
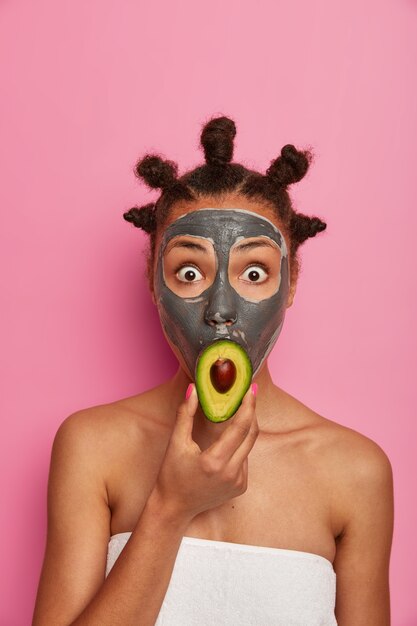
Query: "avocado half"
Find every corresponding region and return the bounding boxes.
[195,340,253,423]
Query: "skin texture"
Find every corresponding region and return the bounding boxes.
[33,192,394,626]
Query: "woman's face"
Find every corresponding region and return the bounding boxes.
[152,194,296,380]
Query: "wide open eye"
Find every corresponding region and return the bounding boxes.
[176,265,204,283]
[239,265,269,284]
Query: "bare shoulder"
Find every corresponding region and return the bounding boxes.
[58,383,171,455]
[283,390,394,545]
[304,407,393,510]
[281,390,393,484]
[315,414,393,491]
[59,384,174,494]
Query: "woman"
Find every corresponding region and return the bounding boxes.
[33,116,394,625]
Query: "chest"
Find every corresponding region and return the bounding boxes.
[107,431,339,564]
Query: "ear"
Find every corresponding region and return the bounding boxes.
[286,279,297,308]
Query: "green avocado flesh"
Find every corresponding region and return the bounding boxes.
[195,340,253,423]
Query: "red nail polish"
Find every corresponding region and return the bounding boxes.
[185,383,193,400]
[251,383,258,397]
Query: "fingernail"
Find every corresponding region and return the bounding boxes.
[185,383,194,400]
[251,383,258,397]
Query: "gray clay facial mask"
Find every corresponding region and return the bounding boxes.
[154,208,290,378]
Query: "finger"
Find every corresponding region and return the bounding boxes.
[205,386,256,460]
[239,457,248,484]
[174,383,198,441]
[228,416,259,470]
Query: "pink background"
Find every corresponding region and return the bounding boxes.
[1,1,416,624]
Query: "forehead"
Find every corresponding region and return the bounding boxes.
[160,208,286,252]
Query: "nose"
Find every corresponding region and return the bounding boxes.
[204,282,238,327]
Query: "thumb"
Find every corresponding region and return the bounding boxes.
[174,383,198,441]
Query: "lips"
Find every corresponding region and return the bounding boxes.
[199,331,250,361]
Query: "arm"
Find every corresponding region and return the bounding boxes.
[333,439,394,626]
[32,411,191,626]
[71,490,190,626]
[33,385,258,625]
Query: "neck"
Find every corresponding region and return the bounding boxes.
[167,361,285,450]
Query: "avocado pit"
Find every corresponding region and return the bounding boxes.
[210,358,237,393]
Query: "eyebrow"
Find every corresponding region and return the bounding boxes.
[233,239,277,253]
[165,240,209,254]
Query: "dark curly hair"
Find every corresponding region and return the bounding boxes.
[123,115,326,290]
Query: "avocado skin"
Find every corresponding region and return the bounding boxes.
[195,340,253,423]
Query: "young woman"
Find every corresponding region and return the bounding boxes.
[33,116,394,625]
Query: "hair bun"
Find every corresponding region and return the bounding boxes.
[134,154,178,190]
[290,212,327,244]
[266,144,312,187]
[200,116,236,166]
[309,217,327,236]
[123,203,156,233]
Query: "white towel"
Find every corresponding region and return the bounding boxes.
[106,533,337,625]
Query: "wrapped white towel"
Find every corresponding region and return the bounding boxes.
[106,533,337,625]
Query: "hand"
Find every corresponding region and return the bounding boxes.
[152,384,259,522]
